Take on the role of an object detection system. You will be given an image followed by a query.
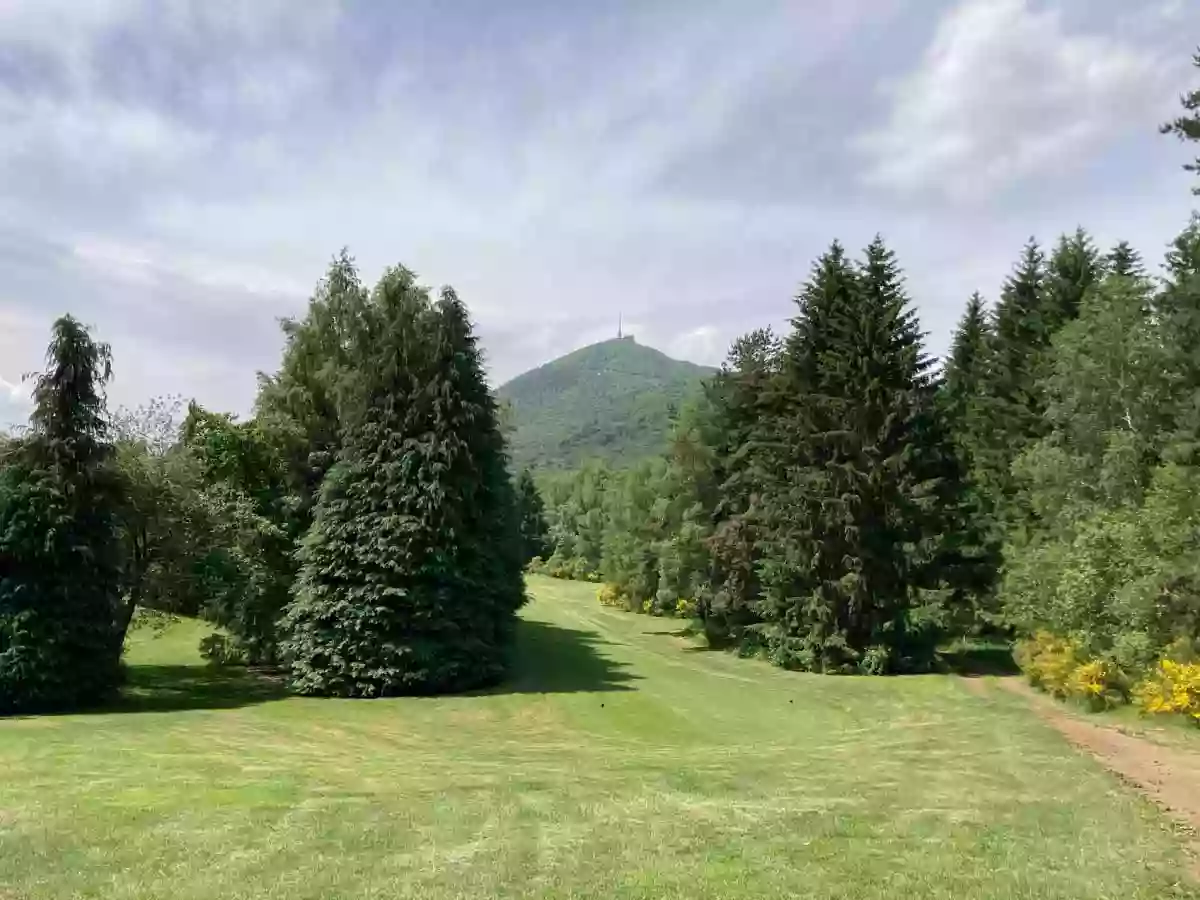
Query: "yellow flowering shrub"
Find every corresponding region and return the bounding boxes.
[674,597,698,619]
[1016,631,1080,698]
[596,583,625,608]
[641,599,653,614]
[1134,660,1200,723]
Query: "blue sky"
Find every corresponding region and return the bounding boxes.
[1,0,1198,426]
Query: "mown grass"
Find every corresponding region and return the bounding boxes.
[0,575,1195,899]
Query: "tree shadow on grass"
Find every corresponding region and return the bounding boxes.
[485,618,639,695]
[938,643,1020,677]
[99,664,289,714]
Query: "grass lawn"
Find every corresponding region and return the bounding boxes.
[0,575,1195,899]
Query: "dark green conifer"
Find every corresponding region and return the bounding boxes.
[0,317,123,713]
[281,272,525,696]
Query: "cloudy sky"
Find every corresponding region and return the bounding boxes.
[1,0,1198,427]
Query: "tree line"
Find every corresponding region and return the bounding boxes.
[532,53,1200,692]
[2,49,1197,713]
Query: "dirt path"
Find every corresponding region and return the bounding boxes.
[972,676,1200,873]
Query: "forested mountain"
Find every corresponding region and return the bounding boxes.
[497,336,715,471]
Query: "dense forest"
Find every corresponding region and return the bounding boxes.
[1,51,1199,719]
[533,52,1200,709]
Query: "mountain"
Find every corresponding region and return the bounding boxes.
[497,336,716,472]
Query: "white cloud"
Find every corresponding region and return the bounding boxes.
[858,0,1178,200]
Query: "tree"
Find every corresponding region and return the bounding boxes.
[1161,49,1200,192]
[1107,241,1145,279]
[0,317,123,713]
[281,270,525,696]
[515,469,549,564]
[702,326,782,647]
[256,249,368,528]
[1045,228,1102,333]
[181,404,295,664]
[757,238,964,673]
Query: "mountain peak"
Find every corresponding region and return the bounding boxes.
[497,339,715,471]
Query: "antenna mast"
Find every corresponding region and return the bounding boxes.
[618,313,623,340]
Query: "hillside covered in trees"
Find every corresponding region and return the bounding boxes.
[496,336,714,471]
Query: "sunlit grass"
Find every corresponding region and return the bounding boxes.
[0,575,1193,898]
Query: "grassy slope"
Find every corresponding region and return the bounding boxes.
[497,337,714,471]
[0,577,1194,899]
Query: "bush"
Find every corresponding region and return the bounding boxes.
[525,556,546,575]
[596,583,625,608]
[1016,631,1081,698]
[674,597,698,619]
[199,633,248,667]
[1134,659,1200,723]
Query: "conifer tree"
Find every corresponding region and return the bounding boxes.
[758,238,962,672]
[515,469,549,564]
[1107,241,1145,278]
[281,271,525,696]
[1045,228,1102,332]
[0,317,123,713]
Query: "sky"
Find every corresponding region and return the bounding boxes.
[1,0,1198,427]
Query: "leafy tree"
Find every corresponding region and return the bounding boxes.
[281,271,524,696]
[515,469,549,564]
[0,317,123,713]
[1161,48,1200,192]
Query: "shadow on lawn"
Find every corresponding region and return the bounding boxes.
[494,618,638,695]
[103,664,289,714]
[938,643,1020,677]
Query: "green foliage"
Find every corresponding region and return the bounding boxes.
[181,404,296,665]
[752,237,967,674]
[1161,48,1200,192]
[0,316,124,713]
[496,336,714,471]
[515,469,549,564]
[281,271,525,696]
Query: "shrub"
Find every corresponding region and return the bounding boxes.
[674,597,698,619]
[525,556,545,575]
[1016,631,1080,698]
[596,583,625,608]
[199,633,248,667]
[1134,659,1200,723]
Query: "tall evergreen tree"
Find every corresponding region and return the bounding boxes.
[1107,241,1145,278]
[1045,228,1103,332]
[0,317,123,713]
[758,238,963,673]
[515,469,549,564]
[702,327,782,647]
[1161,49,1200,192]
[281,271,524,696]
[942,292,990,441]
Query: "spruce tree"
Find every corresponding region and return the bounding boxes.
[758,238,962,672]
[703,327,781,648]
[1045,228,1102,332]
[942,292,990,441]
[0,317,123,713]
[281,272,525,696]
[515,469,549,564]
[1107,241,1145,279]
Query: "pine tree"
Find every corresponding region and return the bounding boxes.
[1045,228,1102,332]
[758,238,962,672]
[515,469,549,564]
[1161,49,1200,193]
[702,327,782,648]
[0,317,123,713]
[281,271,525,696]
[1107,241,1145,278]
[942,292,990,439]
